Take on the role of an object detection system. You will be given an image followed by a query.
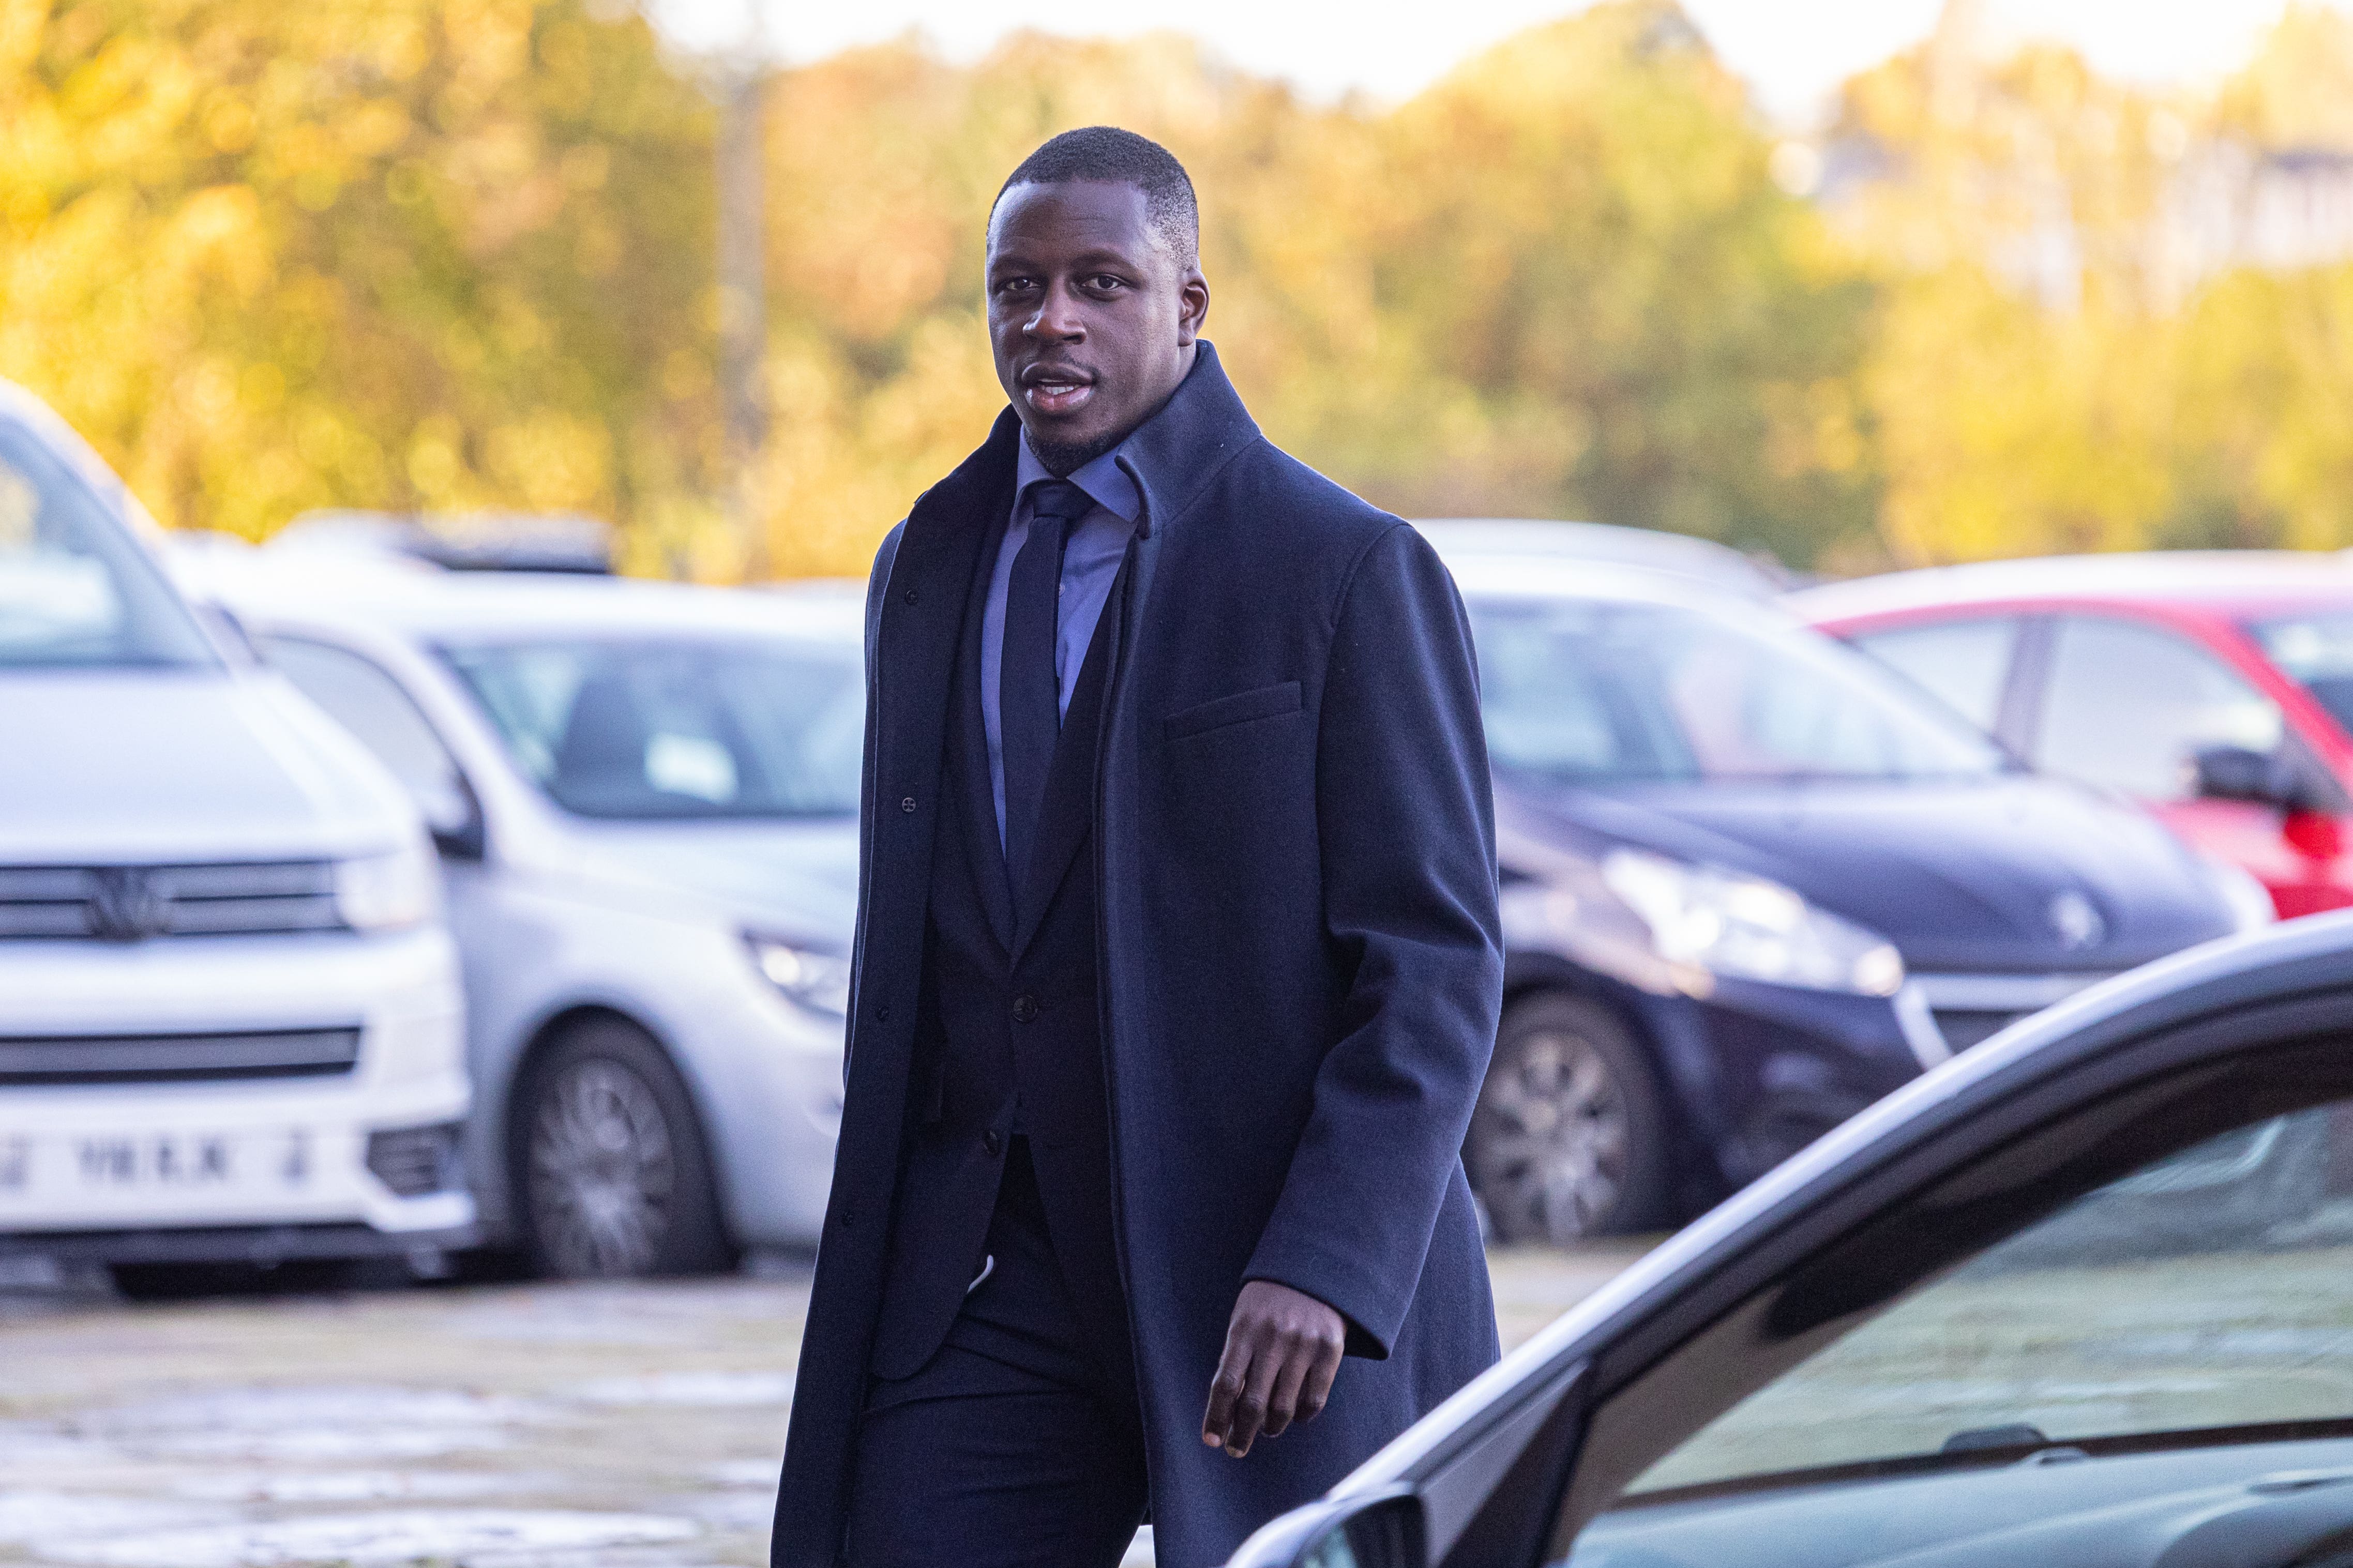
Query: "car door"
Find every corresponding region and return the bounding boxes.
[1239,930,2353,1568]
[2025,613,2346,918]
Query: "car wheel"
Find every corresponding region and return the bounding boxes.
[516,1017,733,1279]
[1468,992,1672,1243]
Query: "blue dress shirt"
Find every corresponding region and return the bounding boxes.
[981,437,1141,851]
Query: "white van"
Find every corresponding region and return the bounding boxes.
[0,383,473,1295]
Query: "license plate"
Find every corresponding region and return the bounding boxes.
[0,1129,314,1200]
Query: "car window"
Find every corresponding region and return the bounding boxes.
[1544,1043,2353,1568]
[2033,615,2284,801]
[261,635,471,832]
[1470,597,2003,785]
[0,420,214,669]
[440,637,862,820]
[2252,612,2353,741]
[1846,616,2018,734]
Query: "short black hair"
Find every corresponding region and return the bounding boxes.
[992,126,1200,269]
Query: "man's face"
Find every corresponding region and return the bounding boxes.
[986,180,1209,472]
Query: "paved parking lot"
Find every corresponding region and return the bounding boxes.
[0,1243,1646,1567]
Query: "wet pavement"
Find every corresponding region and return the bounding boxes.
[0,1242,1647,1567]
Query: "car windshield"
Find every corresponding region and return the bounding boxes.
[1470,595,2003,784]
[441,636,863,820]
[2252,611,2353,738]
[0,419,216,668]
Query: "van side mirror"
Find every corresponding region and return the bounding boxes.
[1230,1492,1425,1568]
[418,773,488,862]
[2193,745,2316,812]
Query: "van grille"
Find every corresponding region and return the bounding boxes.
[0,862,341,940]
[0,1027,361,1085]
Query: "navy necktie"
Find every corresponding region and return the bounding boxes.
[1000,479,1091,895]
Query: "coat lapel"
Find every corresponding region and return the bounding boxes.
[952,512,1016,953]
[866,411,1021,982]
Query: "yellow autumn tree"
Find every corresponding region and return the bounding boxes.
[0,0,715,544]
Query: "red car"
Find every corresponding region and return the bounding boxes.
[1795,553,2353,920]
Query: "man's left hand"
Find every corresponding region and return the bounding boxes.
[1201,1280,1345,1457]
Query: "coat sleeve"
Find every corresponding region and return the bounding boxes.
[1243,522,1504,1358]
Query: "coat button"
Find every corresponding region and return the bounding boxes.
[903,587,918,604]
[900,797,916,814]
[1011,994,1038,1024]
[874,1002,890,1022]
[983,1130,1002,1156]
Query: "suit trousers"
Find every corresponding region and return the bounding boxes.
[845,1138,1149,1567]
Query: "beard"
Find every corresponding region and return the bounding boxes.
[1023,427,1124,477]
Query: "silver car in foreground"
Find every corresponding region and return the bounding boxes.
[192,560,862,1275]
[1235,911,2353,1568]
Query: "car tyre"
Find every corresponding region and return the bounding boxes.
[1469,992,1672,1243]
[516,1017,734,1280]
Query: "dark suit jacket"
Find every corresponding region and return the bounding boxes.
[773,343,1505,1568]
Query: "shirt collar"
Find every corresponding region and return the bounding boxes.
[1015,434,1141,525]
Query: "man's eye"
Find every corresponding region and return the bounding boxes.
[1088,275,1125,292]
[993,277,1037,295]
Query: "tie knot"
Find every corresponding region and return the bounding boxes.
[1026,480,1092,532]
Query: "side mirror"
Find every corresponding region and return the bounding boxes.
[1228,1491,1425,1568]
[418,772,488,862]
[2192,745,2314,811]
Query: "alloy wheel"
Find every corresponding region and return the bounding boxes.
[526,1057,677,1277]
[1471,1022,1631,1243]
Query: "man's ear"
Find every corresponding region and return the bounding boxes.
[1177,270,1210,345]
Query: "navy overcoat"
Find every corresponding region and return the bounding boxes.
[772,345,1504,1568]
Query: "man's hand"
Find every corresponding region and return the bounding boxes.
[1201,1280,1345,1457]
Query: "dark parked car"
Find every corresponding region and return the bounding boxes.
[1233,909,2353,1568]
[1439,550,2261,1242]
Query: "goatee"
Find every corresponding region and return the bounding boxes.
[1025,429,1123,477]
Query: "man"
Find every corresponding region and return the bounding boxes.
[772,126,1503,1568]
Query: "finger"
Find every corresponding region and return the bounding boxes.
[1202,1334,1252,1448]
[1298,1332,1343,1424]
[1260,1335,1315,1439]
[1226,1328,1285,1457]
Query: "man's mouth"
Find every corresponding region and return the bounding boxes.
[1020,363,1096,417]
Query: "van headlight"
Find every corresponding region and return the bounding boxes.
[334,842,439,933]
[1601,846,1904,995]
[745,933,852,1018]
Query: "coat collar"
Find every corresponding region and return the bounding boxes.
[1109,340,1259,540]
[909,339,1259,551]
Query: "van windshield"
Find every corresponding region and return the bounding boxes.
[442,636,864,819]
[0,420,216,669]
[1471,595,2005,784]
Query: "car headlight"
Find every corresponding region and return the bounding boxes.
[1601,846,1904,996]
[334,842,439,933]
[745,933,852,1018]
[2202,856,2277,934]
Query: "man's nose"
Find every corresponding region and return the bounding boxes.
[1023,280,1086,340]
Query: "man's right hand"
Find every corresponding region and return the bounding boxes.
[1201,1279,1346,1458]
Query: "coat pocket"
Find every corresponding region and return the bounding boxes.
[1163,680,1303,741]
